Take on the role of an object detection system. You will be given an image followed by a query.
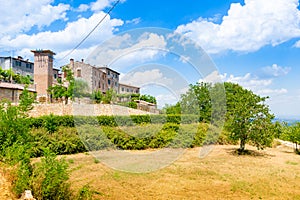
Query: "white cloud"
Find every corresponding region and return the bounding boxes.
[222,73,288,96]
[294,40,300,47]
[176,0,300,53]
[125,18,141,25]
[90,0,124,12]
[261,64,291,77]
[87,32,167,68]
[200,70,288,97]
[0,12,124,65]
[156,94,178,108]
[120,69,173,87]
[198,70,224,83]
[0,0,70,37]
[75,4,90,12]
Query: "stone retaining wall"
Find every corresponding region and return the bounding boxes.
[29,103,153,117]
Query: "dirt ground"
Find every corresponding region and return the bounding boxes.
[68,144,300,200]
[0,168,14,200]
[1,144,300,199]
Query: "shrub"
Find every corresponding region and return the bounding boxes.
[30,149,72,200]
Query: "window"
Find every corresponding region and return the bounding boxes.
[108,79,111,85]
[127,89,129,92]
[108,71,110,75]
[15,60,21,67]
[115,82,118,87]
[54,74,57,79]
[77,69,81,77]
[122,87,124,91]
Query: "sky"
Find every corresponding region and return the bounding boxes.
[0,0,300,119]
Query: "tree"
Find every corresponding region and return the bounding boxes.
[224,82,274,152]
[91,90,103,103]
[102,89,116,104]
[47,66,78,104]
[73,79,89,98]
[0,86,35,159]
[180,82,212,122]
[140,94,157,104]
[281,122,300,153]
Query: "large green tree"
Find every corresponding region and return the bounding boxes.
[224,82,274,152]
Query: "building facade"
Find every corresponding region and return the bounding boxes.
[0,56,34,77]
[119,83,140,94]
[99,67,120,93]
[0,82,36,103]
[67,59,137,95]
[31,50,55,100]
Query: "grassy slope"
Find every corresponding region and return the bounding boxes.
[68,145,300,200]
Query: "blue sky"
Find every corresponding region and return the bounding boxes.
[1,0,300,118]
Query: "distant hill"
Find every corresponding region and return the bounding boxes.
[273,118,300,126]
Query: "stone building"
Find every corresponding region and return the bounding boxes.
[119,83,140,94]
[68,59,107,93]
[0,82,36,103]
[0,56,34,77]
[67,59,137,95]
[99,67,120,93]
[31,49,56,100]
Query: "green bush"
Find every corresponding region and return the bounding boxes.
[30,127,86,157]
[28,114,200,129]
[30,149,72,200]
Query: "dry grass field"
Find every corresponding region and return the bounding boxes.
[67,144,300,200]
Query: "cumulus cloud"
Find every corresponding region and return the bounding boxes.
[176,0,300,53]
[75,4,90,12]
[260,64,291,77]
[200,70,288,97]
[91,0,125,12]
[198,70,224,83]
[87,32,167,68]
[120,69,173,87]
[0,12,124,66]
[0,0,70,37]
[222,73,288,96]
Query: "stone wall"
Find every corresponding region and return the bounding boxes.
[29,103,153,117]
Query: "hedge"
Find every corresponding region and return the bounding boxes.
[27,114,201,128]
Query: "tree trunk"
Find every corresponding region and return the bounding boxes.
[239,138,246,152]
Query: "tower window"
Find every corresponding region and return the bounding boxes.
[77,69,81,77]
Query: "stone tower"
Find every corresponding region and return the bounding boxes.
[31,49,55,100]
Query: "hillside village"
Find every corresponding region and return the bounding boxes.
[0,49,157,113]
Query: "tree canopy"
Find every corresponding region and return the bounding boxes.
[164,82,275,152]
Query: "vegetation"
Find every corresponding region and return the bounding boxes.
[280,122,300,154]
[0,88,79,199]
[0,67,32,84]
[164,82,274,152]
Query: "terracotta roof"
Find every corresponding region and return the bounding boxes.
[0,82,36,92]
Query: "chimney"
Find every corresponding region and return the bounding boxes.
[70,58,74,69]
